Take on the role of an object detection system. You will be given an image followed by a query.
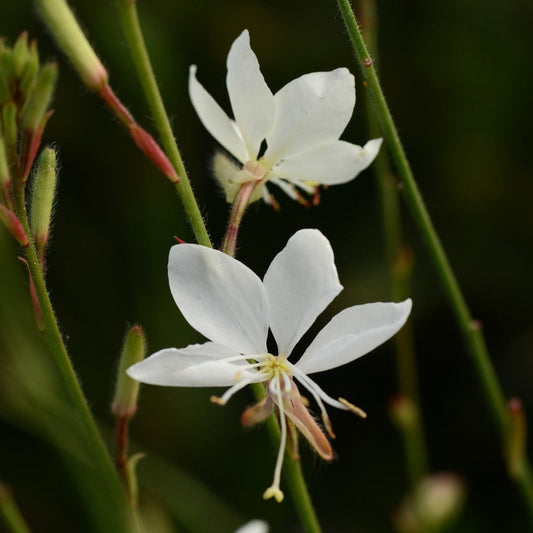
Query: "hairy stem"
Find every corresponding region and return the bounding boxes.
[359,0,428,486]
[12,183,124,509]
[337,0,533,515]
[115,0,211,247]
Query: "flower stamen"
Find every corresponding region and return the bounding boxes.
[263,373,286,503]
[210,373,259,406]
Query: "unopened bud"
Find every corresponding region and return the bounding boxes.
[30,148,57,258]
[112,325,146,418]
[0,136,11,193]
[129,124,179,183]
[390,395,419,430]
[20,40,40,95]
[394,473,466,533]
[12,32,30,80]
[0,204,28,246]
[0,49,11,104]
[2,102,18,153]
[37,0,108,91]
[506,398,527,479]
[22,63,57,133]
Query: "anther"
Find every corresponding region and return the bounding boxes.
[339,397,367,418]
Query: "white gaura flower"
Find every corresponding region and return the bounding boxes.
[189,30,382,207]
[127,229,411,502]
[234,520,268,533]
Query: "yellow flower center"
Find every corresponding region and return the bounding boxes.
[260,354,291,381]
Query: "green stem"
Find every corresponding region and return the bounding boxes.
[336,0,533,515]
[115,0,211,248]
[359,0,428,486]
[12,184,124,508]
[251,383,323,533]
[0,484,31,533]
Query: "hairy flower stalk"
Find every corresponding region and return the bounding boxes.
[190,30,381,207]
[220,163,267,256]
[128,229,411,501]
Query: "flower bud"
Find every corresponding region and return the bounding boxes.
[19,40,40,96]
[30,148,57,258]
[506,398,527,479]
[2,102,18,154]
[0,136,11,199]
[129,124,179,183]
[12,32,30,80]
[36,0,108,91]
[394,473,466,533]
[112,325,146,418]
[0,49,12,104]
[0,204,28,246]
[390,394,419,430]
[22,63,57,133]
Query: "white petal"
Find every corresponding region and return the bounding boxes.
[189,65,248,163]
[273,138,382,185]
[263,229,343,356]
[226,30,275,161]
[234,520,269,533]
[296,299,412,374]
[168,244,269,354]
[126,343,258,387]
[264,68,356,164]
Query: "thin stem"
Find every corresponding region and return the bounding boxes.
[12,184,124,507]
[115,0,211,248]
[115,417,130,487]
[359,0,428,486]
[0,484,31,533]
[251,383,323,533]
[336,0,533,515]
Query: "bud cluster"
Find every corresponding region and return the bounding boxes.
[0,33,57,249]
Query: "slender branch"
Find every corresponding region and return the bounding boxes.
[336,0,533,515]
[115,0,212,248]
[12,184,124,506]
[359,0,428,486]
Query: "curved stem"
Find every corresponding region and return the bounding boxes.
[12,184,124,506]
[115,0,211,248]
[337,0,533,515]
[359,0,428,486]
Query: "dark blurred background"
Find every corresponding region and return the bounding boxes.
[1,0,533,531]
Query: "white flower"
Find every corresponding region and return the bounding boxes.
[234,520,268,533]
[189,30,382,207]
[127,229,411,502]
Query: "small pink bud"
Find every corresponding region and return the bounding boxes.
[0,205,29,246]
[129,124,179,183]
